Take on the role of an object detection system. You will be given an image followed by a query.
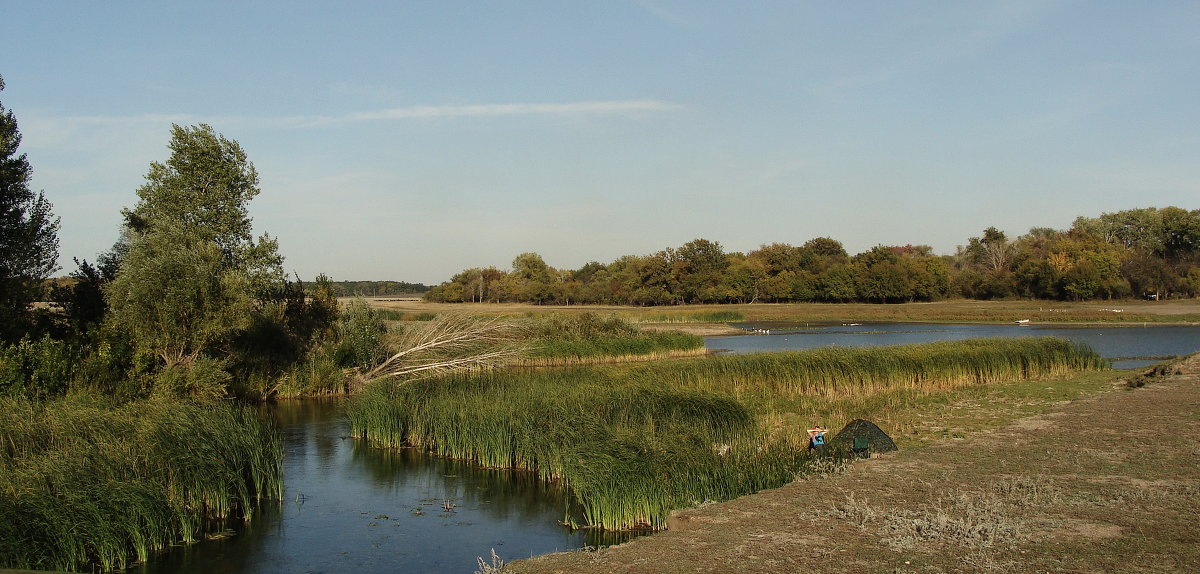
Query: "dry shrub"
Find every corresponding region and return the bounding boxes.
[823,479,1049,551]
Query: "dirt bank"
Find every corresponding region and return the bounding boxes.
[509,355,1200,574]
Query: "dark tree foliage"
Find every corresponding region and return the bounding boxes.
[0,75,60,342]
[322,280,430,297]
[49,256,119,337]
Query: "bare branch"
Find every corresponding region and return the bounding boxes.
[351,314,528,390]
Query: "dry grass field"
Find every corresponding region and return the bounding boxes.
[366,298,1200,322]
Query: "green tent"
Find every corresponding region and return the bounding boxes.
[832,419,897,458]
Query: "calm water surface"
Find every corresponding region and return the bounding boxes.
[130,401,611,574]
[709,322,1200,369]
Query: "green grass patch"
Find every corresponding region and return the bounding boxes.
[629,309,746,323]
[521,313,705,364]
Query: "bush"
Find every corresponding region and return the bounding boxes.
[0,336,82,400]
[334,299,387,368]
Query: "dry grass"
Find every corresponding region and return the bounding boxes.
[363,298,1200,325]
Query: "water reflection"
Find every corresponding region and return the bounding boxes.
[129,400,619,574]
[711,322,1200,369]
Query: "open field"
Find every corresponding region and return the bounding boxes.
[364,299,1200,337]
[508,354,1200,574]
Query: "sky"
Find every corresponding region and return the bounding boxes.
[3,1,1198,285]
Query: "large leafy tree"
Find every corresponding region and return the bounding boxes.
[0,74,60,342]
[106,124,284,394]
[123,124,283,295]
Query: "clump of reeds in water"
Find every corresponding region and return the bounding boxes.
[347,367,837,531]
[0,395,283,572]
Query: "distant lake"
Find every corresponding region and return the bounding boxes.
[708,322,1200,370]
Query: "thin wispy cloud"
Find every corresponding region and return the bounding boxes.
[20,98,680,139]
[292,99,680,127]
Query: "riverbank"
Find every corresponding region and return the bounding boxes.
[508,354,1200,573]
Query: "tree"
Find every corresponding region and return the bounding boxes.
[509,252,556,303]
[106,227,253,373]
[105,124,283,395]
[352,314,527,390]
[668,238,728,303]
[122,123,283,298]
[964,227,1015,273]
[0,74,60,342]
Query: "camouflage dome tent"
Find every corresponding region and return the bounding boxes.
[832,419,897,458]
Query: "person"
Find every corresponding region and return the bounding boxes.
[807,426,828,452]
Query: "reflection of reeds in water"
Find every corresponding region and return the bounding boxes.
[0,396,283,572]
[347,337,1105,532]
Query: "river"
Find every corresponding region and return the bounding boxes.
[129,322,1198,573]
[709,322,1200,369]
[128,400,625,574]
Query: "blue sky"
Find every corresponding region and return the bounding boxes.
[3,1,1198,284]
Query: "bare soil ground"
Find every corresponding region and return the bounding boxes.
[508,354,1200,574]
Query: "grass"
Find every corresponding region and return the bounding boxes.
[347,337,1107,532]
[0,395,283,572]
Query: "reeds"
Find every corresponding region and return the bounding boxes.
[347,337,1105,532]
[0,395,283,572]
[642,337,1107,400]
[347,366,831,531]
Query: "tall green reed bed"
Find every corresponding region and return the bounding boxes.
[651,336,1107,400]
[347,337,1105,532]
[629,337,1109,442]
[347,367,833,531]
[0,396,283,572]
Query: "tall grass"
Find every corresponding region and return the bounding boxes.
[643,337,1106,399]
[636,337,1108,441]
[0,395,283,572]
[347,337,1105,531]
[348,366,832,531]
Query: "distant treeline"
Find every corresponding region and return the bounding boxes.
[425,206,1200,305]
[322,280,430,297]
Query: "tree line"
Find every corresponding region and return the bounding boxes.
[323,280,430,298]
[425,208,1200,305]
